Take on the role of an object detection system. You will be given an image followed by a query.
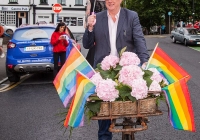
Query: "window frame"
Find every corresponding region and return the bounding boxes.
[57,0,66,5]
[75,0,83,6]
[40,0,48,5]
[8,0,18,4]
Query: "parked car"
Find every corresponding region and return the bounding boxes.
[0,23,17,34]
[6,24,81,82]
[170,27,200,46]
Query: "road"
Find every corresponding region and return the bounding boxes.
[0,34,200,140]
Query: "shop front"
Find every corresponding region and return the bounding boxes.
[0,6,29,27]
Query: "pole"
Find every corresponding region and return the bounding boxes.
[192,0,194,25]
[169,15,170,34]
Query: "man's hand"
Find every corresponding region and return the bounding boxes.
[141,62,148,69]
[87,14,96,31]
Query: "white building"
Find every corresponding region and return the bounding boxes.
[0,0,87,33]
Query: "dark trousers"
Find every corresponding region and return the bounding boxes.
[53,51,66,77]
[98,120,112,140]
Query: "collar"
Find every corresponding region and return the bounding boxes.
[107,8,121,18]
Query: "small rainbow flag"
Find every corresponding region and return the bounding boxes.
[146,44,191,84]
[64,70,96,128]
[53,45,96,107]
[162,79,195,132]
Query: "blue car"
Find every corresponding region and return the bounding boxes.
[6,24,57,82]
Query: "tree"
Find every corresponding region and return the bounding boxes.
[123,0,200,34]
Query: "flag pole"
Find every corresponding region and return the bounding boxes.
[92,0,97,14]
[72,43,96,73]
[145,42,159,69]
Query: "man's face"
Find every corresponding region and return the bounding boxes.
[105,0,122,12]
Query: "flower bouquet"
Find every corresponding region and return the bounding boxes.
[85,47,168,119]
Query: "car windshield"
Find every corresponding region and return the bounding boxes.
[13,27,55,41]
[187,29,198,35]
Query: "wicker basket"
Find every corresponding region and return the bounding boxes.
[97,102,110,116]
[138,98,157,113]
[111,101,137,115]
[97,101,137,116]
[97,98,157,116]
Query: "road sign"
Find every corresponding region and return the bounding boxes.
[168,11,172,16]
[52,3,62,13]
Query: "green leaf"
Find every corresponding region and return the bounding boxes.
[113,64,122,71]
[86,101,102,113]
[143,70,153,87]
[96,63,102,70]
[89,96,102,101]
[143,70,153,77]
[119,47,127,57]
[99,70,111,79]
[116,84,132,101]
[127,95,136,102]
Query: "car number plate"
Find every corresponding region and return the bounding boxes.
[25,46,44,51]
[197,42,200,44]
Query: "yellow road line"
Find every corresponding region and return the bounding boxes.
[0,74,32,92]
[0,82,15,91]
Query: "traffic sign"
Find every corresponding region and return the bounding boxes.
[52,3,62,13]
[168,11,172,16]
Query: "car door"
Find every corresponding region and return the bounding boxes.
[178,28,184,43]
[175,28,181,42]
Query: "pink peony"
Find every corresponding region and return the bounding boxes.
[101,55,119,70]
[119,52,140,66]
[149,81,161,93]
[90,72,103,86]
[96,79,119,102]
[131,79,148,100]
[118,65,144,86]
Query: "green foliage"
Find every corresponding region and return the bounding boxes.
[123,0,200,31]
[115,83,135,101]
[95,63,121,81]
[143,69,153,88]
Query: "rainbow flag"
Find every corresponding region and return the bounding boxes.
[162,79,195,132]
[146,45,191,84]
[64,71,96,128]
[53,45,96,107]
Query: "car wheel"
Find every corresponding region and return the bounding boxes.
[172,37,176,43]
[6,29,13,34]
[6,67,20,82]
[184,39,188,46]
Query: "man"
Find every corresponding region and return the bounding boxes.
[83,0,149,139]
[85,0,107,66]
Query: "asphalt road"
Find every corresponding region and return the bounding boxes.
[0,34,200,140]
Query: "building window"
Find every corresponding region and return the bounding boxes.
[0,11,5,24]
[75,0,83,5]
[40,0,48,4]
[57,0,66,5]
[9,0,18,3]
[6,12,16,26]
